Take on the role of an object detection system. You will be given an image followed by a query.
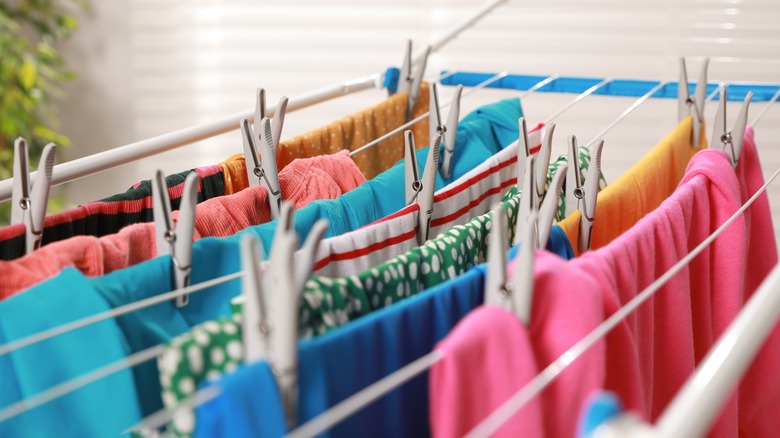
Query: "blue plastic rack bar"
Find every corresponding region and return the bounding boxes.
[439,71,780,102]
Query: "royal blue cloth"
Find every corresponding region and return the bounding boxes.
[199,232,574,437]
[0,98,525,437]
[195,361,286,438]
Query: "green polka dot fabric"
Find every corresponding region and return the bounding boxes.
[155,146,607,437]
[157,305,244,437]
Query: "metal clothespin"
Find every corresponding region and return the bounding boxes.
[484,203,538,325]
[241,88,287,219]
[397,39,431,120]
[515,155,539,248]
[485,203,511,310]
[517,118,554,207]
[678,57,709,148]
[537,164,567,247]
[534,123,555,206]
[11,138,56,254]
[153,170,199,307]
[711,85,753,168]
[241,202,328,428]
[516,118,532,188]
[430,83,463,178]
[404,131,440,245]
[569,135,604,253]
[565,136,581,218]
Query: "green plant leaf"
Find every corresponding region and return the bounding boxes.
[18,60,37,90]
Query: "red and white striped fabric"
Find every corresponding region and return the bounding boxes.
[304,123,545,277]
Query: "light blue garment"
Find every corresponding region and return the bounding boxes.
[0,98,524,437]
[195,230,574,438]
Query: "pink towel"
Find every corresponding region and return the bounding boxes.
[429,306,545,438]
[734,126,780,437]
[0,151,366,300]
[518,148,768,437]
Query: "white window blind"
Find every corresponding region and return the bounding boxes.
[61,0,780,243]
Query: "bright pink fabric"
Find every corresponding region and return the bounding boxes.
[0,151,366,300]
[510,253,606,438]
[734,126,780,437]
[521,149,756,437]
[429,306,544,438]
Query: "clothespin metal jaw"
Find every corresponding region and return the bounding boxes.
[11,138,56,254]
[241,202,328,428]
[398,39,431,121]
[242,88,288,219]
[430,82,463,178]
[484,201,538,325]
[153,170,199,307]
[678,57,709,148]
[712,85,752,169]
[569,135,604,253]
[404,129,440,245]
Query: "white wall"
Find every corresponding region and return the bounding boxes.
[57,0,780,242]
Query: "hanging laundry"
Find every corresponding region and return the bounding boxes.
[275,84,430,179]
[429,306,545,438]
[0,98,526,435]
[0,164,226,261]
[0,151,365,300]
[559,116,702,256]
[183,241,573,438]
[194,361,286,438]
[726,126,780,437]
[522,147,774,437]
[157,212,573,438]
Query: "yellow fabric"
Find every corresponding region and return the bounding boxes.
[274,83,430,180]
[560,116,706,256]
[219,154,250,195]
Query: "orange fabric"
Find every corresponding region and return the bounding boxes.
[560,117,705,256]
[220,154,251,195]
[223,84,430,182]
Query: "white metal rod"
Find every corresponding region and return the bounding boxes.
[0,0,506,204]
[0,344,165,423]
[751,87,780,126]
[412,0,507,64]
[0,270,243,358]
[0,75,381,203]
[286,351,444,438]
[543,78,613,124]
[706,82,726,103]
[653,264,780,438]
[465,163,780,438]
[587,81,669,148]
[124,386,222,435]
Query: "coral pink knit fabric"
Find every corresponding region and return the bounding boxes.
[0,151,365,300]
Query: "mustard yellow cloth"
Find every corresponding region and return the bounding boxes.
[560,117,706,256]
[276,84,430,180]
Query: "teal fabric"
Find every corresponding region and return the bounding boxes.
[0,269,141,437]
[0,98,523,437]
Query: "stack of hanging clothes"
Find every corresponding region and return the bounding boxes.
[0,81,777,438]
